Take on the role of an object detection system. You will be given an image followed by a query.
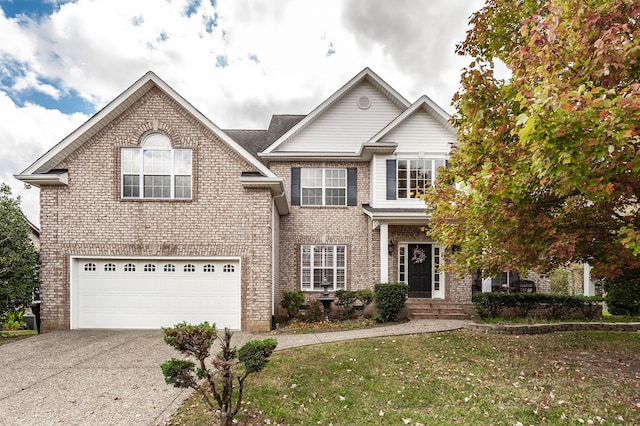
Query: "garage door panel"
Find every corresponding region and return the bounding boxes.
[74,258,241,330]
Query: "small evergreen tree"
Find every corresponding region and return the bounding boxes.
[0,183,39,325]
[161,322,277,426]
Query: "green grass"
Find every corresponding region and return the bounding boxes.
[167,330,640,425]
[0,329,37,345]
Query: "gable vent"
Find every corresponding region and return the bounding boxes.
[357,96,371,110]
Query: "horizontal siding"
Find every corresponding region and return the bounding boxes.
[371,109,454,208]
[278,81,404,152]
[380,109,456,153]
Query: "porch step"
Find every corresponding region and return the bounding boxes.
[405,299,475,320]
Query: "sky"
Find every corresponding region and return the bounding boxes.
[0,0,484,227]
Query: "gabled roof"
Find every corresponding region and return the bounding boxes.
[367,95,457,144]
[15,71,277,182]
[225,115,305,162]
[260,68,411,157]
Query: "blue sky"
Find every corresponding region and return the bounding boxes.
[0,0,484,225]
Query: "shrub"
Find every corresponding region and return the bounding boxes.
[602,268,640,316]
[355,289,374,307]
[281,290,305,318]
[161,322,277,426]
[305,300,324,322]
[3,309,27,331]
[472,293,603,320]
[374,282,409,323]
[335,290,357,319]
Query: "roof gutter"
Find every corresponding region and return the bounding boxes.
[239,176,290,215]
[14,171,69,187]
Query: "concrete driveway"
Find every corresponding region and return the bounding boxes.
[0,330,190,425]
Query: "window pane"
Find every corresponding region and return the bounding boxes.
[122,149,140,173]
[301,169,323,187]
[175,176,191,199]
[123,175,140,197]
[143,133,171,148]
[301,188,322,205]
[143,150,171,174]
[325,188,345,206]
[144,175,171,198]
[174,150,192,174]
[325,169,346,187]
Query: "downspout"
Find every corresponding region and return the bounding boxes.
[271,191,286,329]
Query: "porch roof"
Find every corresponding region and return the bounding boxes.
[362,204,432,226]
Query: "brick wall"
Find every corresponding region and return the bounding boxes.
[39,88,275,332]
[271,161,374,308]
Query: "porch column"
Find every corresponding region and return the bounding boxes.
[380,222,389,283]
[583,262,594,296]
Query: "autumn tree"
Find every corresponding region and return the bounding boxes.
[0,183,39,324]
[424,0,640,278]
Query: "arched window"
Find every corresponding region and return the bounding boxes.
[184,264,196,272]
[203,264,215,272]
[163,264,176,272]
[144,263,156,272]
[223,264,235,273]
[121,132,192,199]
[124,263,136,272]
[104,263,117,272]
[84,263,96,271]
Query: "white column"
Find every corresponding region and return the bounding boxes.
[380,222,389,283]
[583,262,594,296]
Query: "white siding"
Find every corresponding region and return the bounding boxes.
[277,81,404,152]
[371,109,455,208]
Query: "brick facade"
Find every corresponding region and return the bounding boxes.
[38,88,275,332]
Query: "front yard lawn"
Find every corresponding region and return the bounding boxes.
[168,330,640,425]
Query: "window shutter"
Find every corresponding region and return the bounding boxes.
[347,168,357,206]
[386,160,397,200]
[291,167,301,206]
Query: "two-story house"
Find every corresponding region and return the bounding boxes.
[16,68,477,333]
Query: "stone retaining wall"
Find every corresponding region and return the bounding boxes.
[467,322,640,335]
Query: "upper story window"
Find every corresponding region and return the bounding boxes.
[386,159,446,200]
[121,133,192,199]
[291,167,357,207]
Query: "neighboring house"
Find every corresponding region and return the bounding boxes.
[23,214,40,251]
[15,68,547,333]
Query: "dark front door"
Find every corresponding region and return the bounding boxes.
[408,244,432,298]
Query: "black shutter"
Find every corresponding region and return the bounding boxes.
[386,160,397,200]
[291,167,301,206]
[347,168,357,206]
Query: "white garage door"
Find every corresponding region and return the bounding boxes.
[72,258,241,330]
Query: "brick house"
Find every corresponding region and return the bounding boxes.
[16,68,547,333]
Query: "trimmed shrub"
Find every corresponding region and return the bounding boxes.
[281,290,305,318]
[602,268,640,316]
[374,282,409,323]
[355,289,374,307]
[472,293,603,320]
[335,290,357,318]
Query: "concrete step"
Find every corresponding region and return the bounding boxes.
[405,299,474,320]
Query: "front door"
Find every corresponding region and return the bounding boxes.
[407,244,432,298]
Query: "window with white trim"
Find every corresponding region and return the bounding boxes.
[84,263,96,271]
[203,264,215,272]
[121,133,192,199]
[164,264,176,272]
[301,245,346,291]
[124,263,136,272]
[223,264,235,272]
[144,263,156,272]
[301,168,346,206]
[104,263,116,272]
[397,159,446,198]
[184,264,196,272]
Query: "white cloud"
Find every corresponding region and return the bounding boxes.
[0,0,484,226]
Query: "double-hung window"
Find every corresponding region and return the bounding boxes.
[301,245,346,291]
[388,158,446,199]
[301,168,346,206]
[121,133,192,199]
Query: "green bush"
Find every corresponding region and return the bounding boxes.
[472,293,603,320]
[602,268,640,316]
[335,290,357,318]
[355,289,374,307]
[374,282,409,323]
[281,290,305,318]
[3,309,27,331]
[305,300,324,322]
